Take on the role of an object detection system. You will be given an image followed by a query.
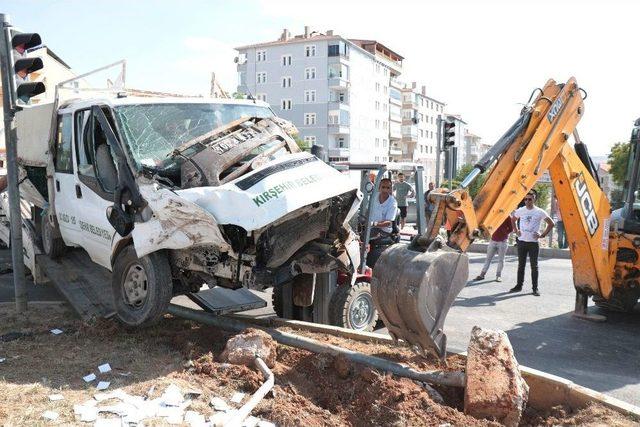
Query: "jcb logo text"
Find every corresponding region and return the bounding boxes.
[574,173,599,236]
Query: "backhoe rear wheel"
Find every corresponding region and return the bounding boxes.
[112,246,173,327]
[329,281,378,332]
[593,287,640,312]
[272,282,312,321]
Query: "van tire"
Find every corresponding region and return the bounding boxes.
[112,246,173,328]
[329,281,378,332]
[41,213,66,259]
[272,283,310,321]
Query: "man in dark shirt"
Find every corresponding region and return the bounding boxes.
[474,216,513,282]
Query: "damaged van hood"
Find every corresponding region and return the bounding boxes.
[176,152,358,231]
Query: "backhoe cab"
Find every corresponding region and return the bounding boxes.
[373,77,639,359]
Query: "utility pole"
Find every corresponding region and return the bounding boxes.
[435,115,442,187]
[0,13,27,312]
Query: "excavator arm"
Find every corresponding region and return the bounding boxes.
[373,77,613,358]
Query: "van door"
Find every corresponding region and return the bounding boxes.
[73,108,119,269]
[53,112,82,246]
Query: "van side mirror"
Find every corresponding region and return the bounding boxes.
[106,205,134,237]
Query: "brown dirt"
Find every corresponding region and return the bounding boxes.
[0,303,637,426]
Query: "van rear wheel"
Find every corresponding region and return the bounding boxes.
[41,212,66,259]
[112,246,173,327]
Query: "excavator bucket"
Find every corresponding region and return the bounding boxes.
[371,238,469,359]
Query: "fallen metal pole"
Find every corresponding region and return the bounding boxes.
[167,304,465,388]
[226,356,274,427]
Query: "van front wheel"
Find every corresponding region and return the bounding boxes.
[112,246,172,327]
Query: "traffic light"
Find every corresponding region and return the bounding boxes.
[443,120,455,148]
[11,32,45,104]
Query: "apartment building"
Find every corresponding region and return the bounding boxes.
[235,27,403,163]
[463,131,492,165]
[399,83,446,183]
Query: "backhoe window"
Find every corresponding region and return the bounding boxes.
[113,103,273,170]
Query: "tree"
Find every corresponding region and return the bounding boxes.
[533,183,551,211]
[454,164,487,198]
[608,142,630,187]
[610,188,625,210]
[293,135,310,152]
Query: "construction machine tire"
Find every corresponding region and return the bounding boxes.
[372,238,469,359]
[41,212,66,259]
[112,246,173,328]
[329,281,379,332]
[593,287,640,312]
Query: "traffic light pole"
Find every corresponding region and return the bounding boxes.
[435,115,442,187]
[0,14,28,312]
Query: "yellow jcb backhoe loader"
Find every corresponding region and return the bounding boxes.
[373,77,640,359]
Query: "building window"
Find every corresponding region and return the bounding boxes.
[256,93,267,102]
[375,119,380,129]
[305,67,316,79]
[304,113,317,125]
[304,135,316,146]
[375,63,381,73]
[281,76,292,88]
[304,90,316,103]
[338,137,346,148]
[375,101,380,110]
[256,72,267,84]
[383,103,388,112]
[383,139,388,147]
[383,121,388,130]
[305,45,316,57]
[338,92,345,102]
[256,50,266,62]
[281,99,292,110]
[375,82,381,92]
[375,156,380,162]
[420,129,424,137]
[282,54,292,66]
[375,138,380,148]
[383,86,388,95]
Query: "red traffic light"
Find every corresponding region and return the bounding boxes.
[11,32,42,54]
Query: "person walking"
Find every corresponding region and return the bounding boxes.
[424,182,435,222]
[473,216,513,282]
[393,173,415,230]
[510,192,554,296]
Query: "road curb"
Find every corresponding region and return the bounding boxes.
[233,315,640,418]
[468,242,571,259]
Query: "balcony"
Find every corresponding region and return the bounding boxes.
[328,77,349,89]
[329,147,350,158]
[328,100,350,111]
[389,147,402,156]
[390,122,402,139]
[329,110,350,135]
[402,125,418,141]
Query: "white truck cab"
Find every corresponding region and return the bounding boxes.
[16,95,361,326]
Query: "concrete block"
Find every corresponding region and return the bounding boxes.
[464,326,529,426]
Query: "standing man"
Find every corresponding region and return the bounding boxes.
[474,216,513,282]
[393,173,415,230]
[424,182,435,222]
[511,192,554,296]
[371,178,398,234]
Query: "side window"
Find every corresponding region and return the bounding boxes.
[75,109,95,177]
[54,114,73,173]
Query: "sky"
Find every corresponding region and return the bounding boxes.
[3,0,639,156]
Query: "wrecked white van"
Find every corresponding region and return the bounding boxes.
[17,97,361,326]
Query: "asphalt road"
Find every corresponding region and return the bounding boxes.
[1,250,639,406]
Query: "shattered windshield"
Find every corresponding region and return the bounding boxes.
[113,103,273,169]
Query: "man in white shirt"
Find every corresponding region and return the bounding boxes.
[511,192,554,296]
[370,178,398,234]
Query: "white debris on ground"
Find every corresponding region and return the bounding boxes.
[42,410,59,420]
[0,357,6,363]
[98,363,112,373]
[48,394,64,401]
[96,381,110,391]
[83,373,97,383]
[50,328,64,335]
[66,384,274,426]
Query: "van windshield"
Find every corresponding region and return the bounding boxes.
[113,103,273,169]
